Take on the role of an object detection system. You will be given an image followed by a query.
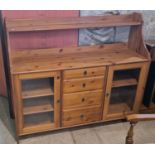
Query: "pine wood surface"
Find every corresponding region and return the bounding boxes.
[63,66,106,79]
[112,78,138,88]
[5,13,151,136]
[63,89,103,110]
[10,43,148,74]
[62,106,101,127]
[23,99,54,115]
[5,13,142,32]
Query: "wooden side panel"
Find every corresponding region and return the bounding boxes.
[133,62,150,112]
[128,13,150,59]
[2,10,79,49]
[0,37,7,96]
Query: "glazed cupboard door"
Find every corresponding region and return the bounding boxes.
[103,63,149,120]
[13,72,60,135]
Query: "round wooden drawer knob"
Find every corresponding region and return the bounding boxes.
[81,98,85,102]
[80,114,85,119]
[83,70,87,75]
[82,83,86,87]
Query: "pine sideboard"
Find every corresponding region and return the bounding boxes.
[5,13,150,137]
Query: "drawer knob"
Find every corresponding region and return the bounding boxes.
[80,114,85,119]
[83,70,87,75]
[106,93,110,97]
[57,76,60,79]
[57,99,60,103]
[82,83,86,87]
[81,98,85,102]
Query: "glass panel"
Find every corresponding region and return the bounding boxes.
[108,86,137,114]
[21,78,54,99]
[21,77,55,128]
[113,68,140,81]
[23,96,54,115]
[24,112,54,128]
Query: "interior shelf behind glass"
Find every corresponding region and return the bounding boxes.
[23,96,54,115]
[21,78,54,99]
[108,86,137,114]
[112,68,140,88]
[24,112,54,128]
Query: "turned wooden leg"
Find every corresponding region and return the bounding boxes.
[125,121,137,144]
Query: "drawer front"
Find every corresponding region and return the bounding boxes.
[63,67,106,79]
[63,90,103,110]
[63,76,104,93]
[62,107,101,127]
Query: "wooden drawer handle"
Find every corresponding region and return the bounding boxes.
[82,83,86,87]
[81,98,85,102]
[80,114,85,119]
[83,70,87,75]
[106,93,110,97]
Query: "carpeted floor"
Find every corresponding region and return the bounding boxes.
[0,96,155,144]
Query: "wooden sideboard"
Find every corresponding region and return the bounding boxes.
[5,13,150,136]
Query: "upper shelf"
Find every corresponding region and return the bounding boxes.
[5,13,143,32]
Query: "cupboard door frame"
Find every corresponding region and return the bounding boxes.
[13,71,61,135]
[103,62,149,120]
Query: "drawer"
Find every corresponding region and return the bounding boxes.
[63,76,104,93]
[63,90,103,110]
[62,106,101,127]
[63,67,106,79]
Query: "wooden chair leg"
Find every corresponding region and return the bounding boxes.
[125,122,137,144]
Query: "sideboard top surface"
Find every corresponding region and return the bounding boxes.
[11,43,147,74]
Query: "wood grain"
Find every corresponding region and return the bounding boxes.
[63,66,106,79]
[63,76,104,93]
[10,43,148,74]
[62,106,101,127]
[23,97,54,115]
[63,89,103,110]
[5,13,151,136]
[5,13,142,32]
[112,78,138,88]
